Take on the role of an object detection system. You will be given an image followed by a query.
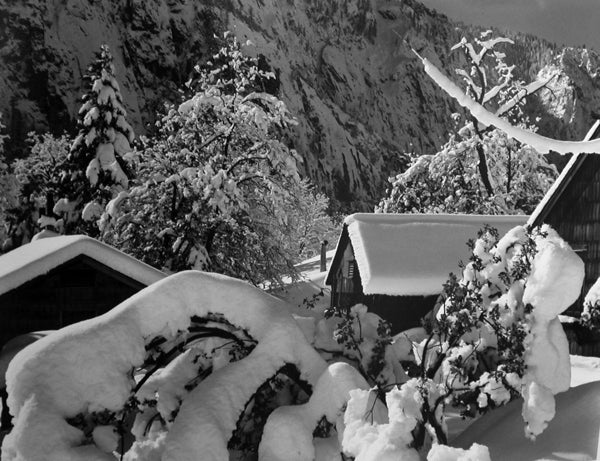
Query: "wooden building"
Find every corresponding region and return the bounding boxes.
[0,235,165,349]
[528,121,600,315]
[528,121,600,355]
[325,213,526,333]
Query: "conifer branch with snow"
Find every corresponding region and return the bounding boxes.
[54,44,134,235]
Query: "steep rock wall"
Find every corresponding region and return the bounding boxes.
[1,0,599,209]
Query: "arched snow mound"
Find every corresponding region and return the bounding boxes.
[2,271,327,461]
[454,380,600,460]
[259,361,373,461]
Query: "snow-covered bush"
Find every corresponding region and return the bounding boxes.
[101,34,328,286]
[341,224,583,459]
[377,32,557,215]
[0,115,19,249]
[579,278,600,334]
[1,272,339,460]
[2,133,71,249]
[0,225,583,460]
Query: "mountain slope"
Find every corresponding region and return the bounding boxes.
[1,0,599,210]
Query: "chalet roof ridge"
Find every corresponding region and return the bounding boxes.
[345,213,528,225]
[328,213,527,296]
[528,119,600,227]
[0,235,166,296]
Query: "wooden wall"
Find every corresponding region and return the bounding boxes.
[0,256,145,348]
[545,155,600,316]
[367,294,438,334]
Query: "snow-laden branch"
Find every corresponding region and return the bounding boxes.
[495,76,554,117]
[451,36,514,67]
[420,56,600,154]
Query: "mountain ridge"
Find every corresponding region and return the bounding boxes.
[1,0,599,210]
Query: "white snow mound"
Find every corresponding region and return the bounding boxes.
[2,271,327,461]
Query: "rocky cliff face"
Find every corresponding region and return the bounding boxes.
[1,0,600,210]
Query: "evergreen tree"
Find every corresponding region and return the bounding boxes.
[55,44,134,235]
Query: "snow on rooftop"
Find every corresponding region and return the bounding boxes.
[341,213,528,296]
[0,235,165,296]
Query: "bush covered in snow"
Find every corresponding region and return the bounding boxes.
[578,278,600,335]
[339,224,583,460]
[0,224,584,460]
[2,133,71,249]
[0,115,19,248]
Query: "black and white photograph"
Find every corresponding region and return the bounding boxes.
[1,0,600,459]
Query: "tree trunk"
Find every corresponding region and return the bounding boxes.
[473,120,494,197]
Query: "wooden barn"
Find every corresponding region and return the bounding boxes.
[528,121,600,312]
[528,121,600,354]
[325,213,527,333]
[0,234,165,349]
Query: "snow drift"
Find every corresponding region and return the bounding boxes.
[1,271,327,461]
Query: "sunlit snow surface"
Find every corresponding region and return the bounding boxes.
[0,235,165,296]
[343,214,527,296]
[454,376,600,461]
[2,247,600,460]
[1,271,327,460]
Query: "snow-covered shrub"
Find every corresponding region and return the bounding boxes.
[578,278,600,336]
[1,224,583,460]
[2,133,71,249]
[318,304,405,387]
[101,34,328,286]
[341,224,583,458]
[0,115,19,249]
[377,32,557,215]
[1,271,338,461]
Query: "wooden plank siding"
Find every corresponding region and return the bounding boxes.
[0,255,144,348]
[542,155,600,317]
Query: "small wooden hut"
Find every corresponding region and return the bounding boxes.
[528,121,600,354]
[325,213,527,333]
[0,235,165,349]
[528,121,600,314]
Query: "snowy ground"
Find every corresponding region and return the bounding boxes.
[3,248,600,458]
[444,354,600,446]
[453,356,600,461]
[2,354,599,455]
[270,250,334,314]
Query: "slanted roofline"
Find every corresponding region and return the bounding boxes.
[529,120,600,227]
[0,235,166,296]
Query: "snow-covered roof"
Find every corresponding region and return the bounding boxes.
[0,235,165,296]
[528,120,600,227]
[328,213,527,296]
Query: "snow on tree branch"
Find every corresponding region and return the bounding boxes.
[420,56,600,154]
[495,76,554,117]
